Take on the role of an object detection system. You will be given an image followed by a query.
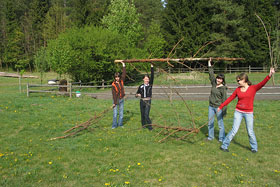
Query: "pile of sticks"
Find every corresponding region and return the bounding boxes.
[50,106,112,140]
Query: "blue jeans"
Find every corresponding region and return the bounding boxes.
[221,110,257,151]
[112,98,124,128]
[208,106,225,141]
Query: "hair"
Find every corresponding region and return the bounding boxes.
[114,72,120,78]
[143,74,150,79]
[236,73,252,85]
[216,73,226,85]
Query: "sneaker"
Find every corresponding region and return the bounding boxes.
[220,147,229,152]
[112,127,116,129]
[205,138,213,142]
[251,150,257,153]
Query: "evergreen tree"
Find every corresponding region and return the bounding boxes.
[162,0,212,58]
[239,0,278,66]
[68,0,110,27]
[134,0,164,31]
[207,0,247,66]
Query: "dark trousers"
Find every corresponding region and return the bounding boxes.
[140,99,153,130]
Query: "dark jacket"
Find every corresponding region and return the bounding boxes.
[112,67,126,105]
[136,67,154,98]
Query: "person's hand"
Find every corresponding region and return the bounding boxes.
[217,107,221,112]
[112,104,116,108]
[121,62,125,67]
[269,67,275,77]
[208,57,212,67]
[135,94,141,98]
[151,63,154,68]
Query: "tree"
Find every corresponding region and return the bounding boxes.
[207,0,247,66]
[162,0,212,59]
[40,26,141,82]
[102,0,143,46]
[238,0,278,66]
[68,0,110,27]
[134,0,164,31]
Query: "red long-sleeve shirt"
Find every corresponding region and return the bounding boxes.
[219,75,271,113]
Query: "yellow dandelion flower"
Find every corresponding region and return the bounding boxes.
[137,163,141,166]
[125,181,130,184]
[158,178,162,182]
[105,183,110,186]
[14,158,17,162]
[116,169,119,172]
[0,153,4,157]
[240,181,244,184]
[214,171,218,174]
[28,172,31,175]
[109,169,114,172]
[232,153,237,157]
[63,175,68,178]
[48,161,52,165]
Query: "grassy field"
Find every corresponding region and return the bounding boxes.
[0,73,280,186]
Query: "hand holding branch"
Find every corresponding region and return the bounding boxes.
[269,67,275,77]
[208,57,212,67]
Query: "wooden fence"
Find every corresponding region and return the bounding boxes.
[27,84,280,101]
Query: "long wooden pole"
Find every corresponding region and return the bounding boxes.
[115,57,244,63]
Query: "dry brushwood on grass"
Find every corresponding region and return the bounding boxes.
[50,106,112,140]
[115,54,239,141]
[149,113,215,143]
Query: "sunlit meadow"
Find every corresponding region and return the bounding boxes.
[0,73,279,186]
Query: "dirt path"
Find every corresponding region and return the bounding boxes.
[83,84,280,101]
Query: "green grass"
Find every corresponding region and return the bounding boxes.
[154,71,280,85]
[0,73,280,186]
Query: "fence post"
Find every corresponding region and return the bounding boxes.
[27,83,29,97]
[169,84,173,103]
[249,65,251,74]
[229,66,231,74]
[69,83,72,98]
[102,79,105,90]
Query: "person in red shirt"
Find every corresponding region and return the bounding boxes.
[218,67,275,153]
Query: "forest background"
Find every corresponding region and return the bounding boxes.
[0,0,279,82]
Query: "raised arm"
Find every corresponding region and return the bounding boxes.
[254,67,274,91]
[208,58,216,85]
[150,64,154,85]
[121,62,126,81]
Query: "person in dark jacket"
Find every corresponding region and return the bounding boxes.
[111,62,126,129]
[136,64,154,130]
[207,58,227,142]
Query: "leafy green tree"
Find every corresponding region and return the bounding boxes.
[144,20,166,58]
[41,26,141,82]
[102,0,143,46]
